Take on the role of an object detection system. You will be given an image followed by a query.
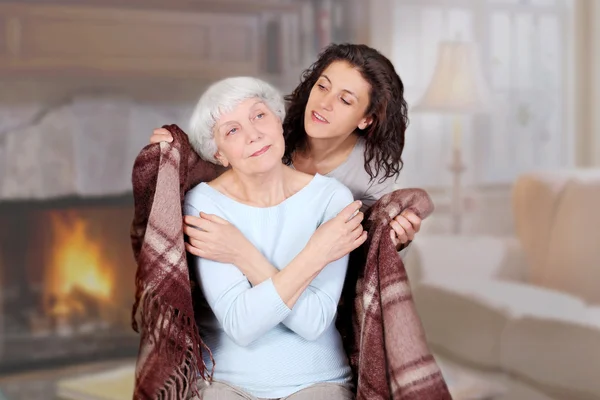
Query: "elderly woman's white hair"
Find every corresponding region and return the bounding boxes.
[188,76,286,164]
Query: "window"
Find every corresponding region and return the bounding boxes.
[393,0,571,187]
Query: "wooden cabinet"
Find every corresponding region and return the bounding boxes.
[0,2,302,79]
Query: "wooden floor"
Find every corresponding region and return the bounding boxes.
[0,359,135,400]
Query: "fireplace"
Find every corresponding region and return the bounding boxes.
[0,194,139,373]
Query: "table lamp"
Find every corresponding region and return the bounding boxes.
[413,41,493,234]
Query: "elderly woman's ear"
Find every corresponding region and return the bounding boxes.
[214,152,229,167]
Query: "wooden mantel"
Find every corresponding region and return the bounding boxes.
[0,1,302,79]
[0,0,299,14]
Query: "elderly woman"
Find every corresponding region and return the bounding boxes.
[183,76,364,400]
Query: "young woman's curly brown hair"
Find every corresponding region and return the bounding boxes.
[282,43,409,182]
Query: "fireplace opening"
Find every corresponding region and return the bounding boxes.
[0,194,139,374]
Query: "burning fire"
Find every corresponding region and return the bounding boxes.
[45,211,114,318]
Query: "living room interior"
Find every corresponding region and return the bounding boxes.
[0,0,598,399]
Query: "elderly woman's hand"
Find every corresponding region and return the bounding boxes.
[183,212,248,265]
[149,127,173,144]
[389,210,421,249]
[306,200,367,265]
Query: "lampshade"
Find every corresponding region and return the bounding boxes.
[413,41,493,114]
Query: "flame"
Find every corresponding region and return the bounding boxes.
[45,211,113,317]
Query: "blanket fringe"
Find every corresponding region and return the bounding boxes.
[133,284,215,399]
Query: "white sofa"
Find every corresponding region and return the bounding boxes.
[405,170,600,400]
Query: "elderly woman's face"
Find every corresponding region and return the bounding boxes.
[213,98,284,173]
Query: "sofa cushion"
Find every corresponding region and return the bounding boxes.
[407,235,528,284]
[415,277,585,369]
[501,305,600,399]
[512,171,574,285]
[541,172,600,305]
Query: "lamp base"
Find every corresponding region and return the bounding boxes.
[449,147,466,234]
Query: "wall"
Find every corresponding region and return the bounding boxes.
[592,0,600,166]
[573,0,600,167]
[365,0,394,59]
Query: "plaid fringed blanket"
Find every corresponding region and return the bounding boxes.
[337,190,452,400]
[130,125,217,399]
[130,124,452,399]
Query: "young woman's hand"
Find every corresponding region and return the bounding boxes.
[183,212,248,265]
[305,200,367,266]
[389,210,422,248]
[149,127,173,144]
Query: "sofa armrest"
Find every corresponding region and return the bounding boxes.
[404,235,530,285]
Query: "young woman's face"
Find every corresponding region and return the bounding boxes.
[303,61,372,140]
